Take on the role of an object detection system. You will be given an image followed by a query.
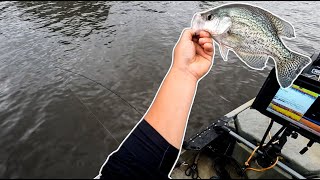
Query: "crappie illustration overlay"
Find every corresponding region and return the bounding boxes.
[191,3,312,89]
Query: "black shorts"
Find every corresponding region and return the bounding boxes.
[99,119,179,179]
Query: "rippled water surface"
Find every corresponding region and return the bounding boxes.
[0,1,319,178]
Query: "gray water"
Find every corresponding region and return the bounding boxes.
[0,1,319,178]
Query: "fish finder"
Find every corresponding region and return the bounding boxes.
[252,67,320,144]
[251,54,320,168]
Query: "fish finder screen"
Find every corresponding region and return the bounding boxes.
[267,84,320,136]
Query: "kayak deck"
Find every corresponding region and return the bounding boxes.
[170,98,320,179]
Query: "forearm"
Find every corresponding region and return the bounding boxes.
[145,67,198,149]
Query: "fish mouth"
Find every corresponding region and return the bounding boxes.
[191,21,201,35]
[191,13,205,35]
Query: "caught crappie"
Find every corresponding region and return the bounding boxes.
[191,3,312,88]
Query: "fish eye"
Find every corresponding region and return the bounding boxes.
[207,14,213,21]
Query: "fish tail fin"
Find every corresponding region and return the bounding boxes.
[274,51,311,88]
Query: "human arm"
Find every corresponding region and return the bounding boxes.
[145,28,214,149]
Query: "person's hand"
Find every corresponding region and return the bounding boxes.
[172,28,214,81]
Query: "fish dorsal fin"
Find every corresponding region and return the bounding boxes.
[265,12,295,38]
[234,51,269,70]
[219,44,229,61]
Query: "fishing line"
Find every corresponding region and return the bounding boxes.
[68,85,120,144]
[53,66,143,117]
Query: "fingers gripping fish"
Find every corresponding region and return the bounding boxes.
[191,3,312,88]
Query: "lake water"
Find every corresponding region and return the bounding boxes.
[0,1,319,178]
